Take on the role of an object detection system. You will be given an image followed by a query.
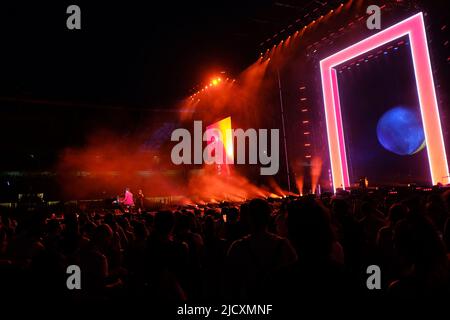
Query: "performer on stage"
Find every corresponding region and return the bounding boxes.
[136,189,145,213]
[120,187,135,208]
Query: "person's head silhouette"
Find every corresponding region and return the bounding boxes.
[248,199,271,233]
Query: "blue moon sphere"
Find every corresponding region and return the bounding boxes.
[376,106,426,156]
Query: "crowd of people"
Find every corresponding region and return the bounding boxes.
[1,187,450,308]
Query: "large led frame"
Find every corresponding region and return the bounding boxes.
[320,12,449,191]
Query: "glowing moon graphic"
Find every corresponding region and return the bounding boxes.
[376,106,426,156]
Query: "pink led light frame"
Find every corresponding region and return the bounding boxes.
[320,12,449,191]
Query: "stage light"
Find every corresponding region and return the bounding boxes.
[320,12,449,191]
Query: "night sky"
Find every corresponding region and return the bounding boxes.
[0,1,319,170]
[0,1,280,107]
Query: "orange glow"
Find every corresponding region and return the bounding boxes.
[209,77,222,87]
[296,175,304,196]
[311,156,323,194]
[268,178,287,197]
[187,171,273,203]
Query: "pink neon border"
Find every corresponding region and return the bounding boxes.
[320,12,449,191]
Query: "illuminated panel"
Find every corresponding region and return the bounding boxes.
[206,116,234,162]
[206,117,234,177]
[330,69,350,187]
[320,12,449,191]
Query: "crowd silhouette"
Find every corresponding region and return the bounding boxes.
[1,187,450,309]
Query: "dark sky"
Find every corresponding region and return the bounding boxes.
[0,1,446,110]
[0,0,447,171]
[0,0,319,169]
[0,0,291,108]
